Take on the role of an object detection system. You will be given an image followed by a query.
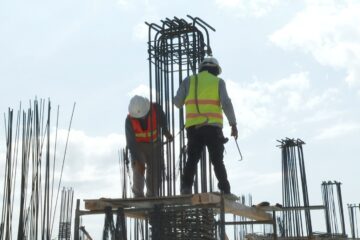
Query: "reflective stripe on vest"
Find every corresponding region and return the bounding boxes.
[184,71,223,128]
[130,104,158,142]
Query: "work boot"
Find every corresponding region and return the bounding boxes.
[181,186,192,195]
[218,181,231,195]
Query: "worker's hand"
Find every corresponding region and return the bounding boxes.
[231,125,238,140]
[164,131,174,142]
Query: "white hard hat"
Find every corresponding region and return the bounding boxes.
[199,57,222,74]
[128,95,150,118]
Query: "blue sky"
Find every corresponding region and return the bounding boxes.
[1,0,359,238]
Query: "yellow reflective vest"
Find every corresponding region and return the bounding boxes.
[184,71,223,128]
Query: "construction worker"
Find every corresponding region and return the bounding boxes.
[126,95,173,198]
[174,56,238,195]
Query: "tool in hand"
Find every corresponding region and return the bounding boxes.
[234,138,243,161]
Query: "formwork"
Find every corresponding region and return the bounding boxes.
[73,193,274,240]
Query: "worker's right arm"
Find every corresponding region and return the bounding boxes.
[125,117,140,161]
[173,77,190,108]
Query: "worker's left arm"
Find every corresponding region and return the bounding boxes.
[219,79,237,126]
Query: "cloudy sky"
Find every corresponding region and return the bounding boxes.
[1,0,359,238]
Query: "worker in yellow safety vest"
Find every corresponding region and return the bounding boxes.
[174,57,238,195]
[125,95,173,198]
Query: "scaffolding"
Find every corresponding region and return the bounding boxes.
[73,193,275,240]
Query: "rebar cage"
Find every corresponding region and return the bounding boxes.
[146,15,216,197]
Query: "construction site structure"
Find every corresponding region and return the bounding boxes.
[72,17,359,240]
[1,16,360,240]
[74,192,276,240]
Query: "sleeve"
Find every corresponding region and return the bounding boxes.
[154,103,170,133]
[125,116,140,161]
[173,77,190,108]
[219,79,237,126]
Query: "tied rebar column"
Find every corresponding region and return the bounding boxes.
[58,187,74,240]
[277,138,312,238]
[150,205,216,240]
[348,203,360,238]
[321,181,347,237]
[146,16,215,197]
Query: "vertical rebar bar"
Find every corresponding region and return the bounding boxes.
[278,138,312,238]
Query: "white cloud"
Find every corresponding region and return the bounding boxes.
[215,0,280,17]
[226,79,273,136]
[59,129,125,168]
[129,84,151,97]
[69,129,124,152]
[270,1,360,87]
[229,169,282,192]
[132,22,148,41]
[303,109,342,123]
[129,84,158,100]
[225,71,342,137]
[268,72,310,92]
[39,129,127,198]
[226,72,308,132]
[315,122,360,140]
[116,0,133,9]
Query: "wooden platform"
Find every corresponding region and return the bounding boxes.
[83,192,272,221]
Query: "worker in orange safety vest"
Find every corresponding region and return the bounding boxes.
[125,95,173,198]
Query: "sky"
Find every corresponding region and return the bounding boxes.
[0,0,360,239]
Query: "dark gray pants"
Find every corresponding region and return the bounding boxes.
[131,142,162,197]
[182,125,231,194]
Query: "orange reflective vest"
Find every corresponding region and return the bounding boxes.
[130,104,158,142]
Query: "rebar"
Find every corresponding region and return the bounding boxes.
[0,99,75,240]
[115,16,218,240]
[150,205,216,240]
[277,138,312,238]
[321,181,347,237]
[147,15,215,197]
[58,187,74,240]
[348,203,360,238]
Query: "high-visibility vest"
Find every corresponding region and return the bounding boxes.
[130,104,158,142]
[184,71,223,128]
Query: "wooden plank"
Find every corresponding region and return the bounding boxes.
[224,199,272,221]
[84,195,194,211]
[124,211,146,219]
[191,193,272,221]
[257,205,325,212]
[84,193,272,221]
